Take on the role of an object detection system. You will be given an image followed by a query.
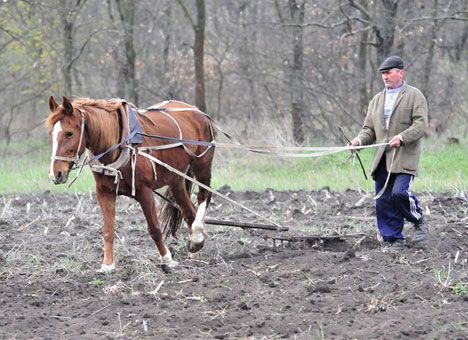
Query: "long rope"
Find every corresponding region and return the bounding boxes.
[137,149,284,230]
[373,148,396,200]
[137,131,388,157]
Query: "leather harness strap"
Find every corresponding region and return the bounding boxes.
[118,103,130,148]
[89,101,133,178]
[51,110,86,165]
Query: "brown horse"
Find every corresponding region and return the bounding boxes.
[46,96,215,272]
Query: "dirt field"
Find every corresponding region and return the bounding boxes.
[1,188,467,339]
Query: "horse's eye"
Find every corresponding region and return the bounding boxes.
[65,131,74,138]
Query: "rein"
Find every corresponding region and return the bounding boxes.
[56,101,393,203]
[138,131,389,157]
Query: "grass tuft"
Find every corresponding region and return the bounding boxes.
[89,277,105,287]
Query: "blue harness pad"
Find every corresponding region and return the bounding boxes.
[128,106,143,144]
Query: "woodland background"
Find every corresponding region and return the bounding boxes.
[0,0,467,151]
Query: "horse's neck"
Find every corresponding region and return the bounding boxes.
[85,109,121,163]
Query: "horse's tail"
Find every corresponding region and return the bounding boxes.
[159,166,194,240]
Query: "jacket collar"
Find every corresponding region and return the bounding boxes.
[390,81,407,115]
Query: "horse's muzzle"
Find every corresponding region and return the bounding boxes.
[49,170,69,184]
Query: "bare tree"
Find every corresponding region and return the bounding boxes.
[58,0,88,95]
[288,0,306,145]
[177,0,207,112]
[114,0,138,104]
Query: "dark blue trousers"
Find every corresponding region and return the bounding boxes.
[374,155,423,242]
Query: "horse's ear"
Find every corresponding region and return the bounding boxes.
[62,96,74,116]
[49,95,58,112]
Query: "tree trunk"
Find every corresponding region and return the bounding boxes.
[454,0,467,62]
[194,0,206,112]
[375,0,399,61]
[289,0,305,145]
[421,0,440,107]
[59,0,88,95]
[115,0,138,105]
[239,2,259,122]
[162,2,172,80]
[61,4,73,95]
[357,0,369,119]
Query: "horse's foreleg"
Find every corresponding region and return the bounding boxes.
[96,188,116,273]
[136,187,178,267]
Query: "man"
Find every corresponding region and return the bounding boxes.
[350,56,429,250]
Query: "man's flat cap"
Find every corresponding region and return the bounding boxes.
[378,56,404,72]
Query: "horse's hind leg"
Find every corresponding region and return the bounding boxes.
[136,187,178,267]
[168,180,204,252]
[193,155,213,206]
[189,154,214,251]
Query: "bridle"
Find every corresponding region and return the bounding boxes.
[51,109,86,168]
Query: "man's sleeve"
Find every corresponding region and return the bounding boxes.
[399,89,428,144]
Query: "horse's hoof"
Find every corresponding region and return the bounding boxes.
[161,259,178,273]
[161,259,179,268]
[187,239,204,253]
[96,263,115,274]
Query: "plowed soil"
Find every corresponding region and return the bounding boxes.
[1,189,467,339]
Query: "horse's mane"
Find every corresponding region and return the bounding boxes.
[45,108,64,130]
[46,98,120,127]
[73,98,122,112]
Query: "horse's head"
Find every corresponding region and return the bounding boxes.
[46,96,86,184]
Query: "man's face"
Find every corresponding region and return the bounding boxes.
[381,68,405,89]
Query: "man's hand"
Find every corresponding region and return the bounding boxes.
[348,138,361,153]
[389,135,402,148]
[346,137,368,180]
[349,138,360,147]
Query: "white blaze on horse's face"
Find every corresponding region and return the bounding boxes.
[49,118,76,185]
[49,121,62,182]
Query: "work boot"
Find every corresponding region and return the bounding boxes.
[412,218,428,243]
[381,239,406,253]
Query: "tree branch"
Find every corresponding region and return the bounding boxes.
[68,28,107,68]
[176,0,196,31]
[400,15,468,32]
